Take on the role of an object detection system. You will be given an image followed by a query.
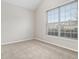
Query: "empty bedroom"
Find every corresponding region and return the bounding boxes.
[1,0,78,59]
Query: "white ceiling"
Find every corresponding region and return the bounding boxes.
[3,0,42,10]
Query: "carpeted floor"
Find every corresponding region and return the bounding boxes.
[1,39,78,59]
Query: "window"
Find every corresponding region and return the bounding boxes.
[48,8,59,36]
[47,1,78,39]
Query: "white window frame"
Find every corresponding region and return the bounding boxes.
[47,0,78,40]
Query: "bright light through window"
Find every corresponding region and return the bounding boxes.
[47,1,78,39]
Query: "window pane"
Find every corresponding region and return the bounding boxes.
[48,31,58,36]
[60,32,71,38]
[65,4,71,21]
[71,28,78,32]
[71,33,78,38]
[48,8,59,36]
[60,1,78,39]
[54,31,58,36]
[60,21,71,32]
[48,11,53,23]
[48,8,59,23]
[60,6,66,22]
[71,8,78,20]
[54,9,59,22]
[71,2,78,9]
[48,23,58,36]
[65,33,71,37]
[60,32,65,37]
[48,32,53,35]
[71,2,78,20]
[60,3,71,22]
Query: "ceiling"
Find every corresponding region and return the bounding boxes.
[2,0,42,10]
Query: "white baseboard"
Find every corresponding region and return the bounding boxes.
[1,37,33,45]
[34,37,78,52]
[2,37,78,52]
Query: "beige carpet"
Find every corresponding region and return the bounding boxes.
[1,39,78,59]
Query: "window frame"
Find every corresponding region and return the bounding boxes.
[46,0,78,40]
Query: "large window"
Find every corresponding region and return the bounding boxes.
[47,1,78,39]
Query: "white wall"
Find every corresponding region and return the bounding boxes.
[1,1,34,45]
[35,0,78,52]
[1,0,78,52]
